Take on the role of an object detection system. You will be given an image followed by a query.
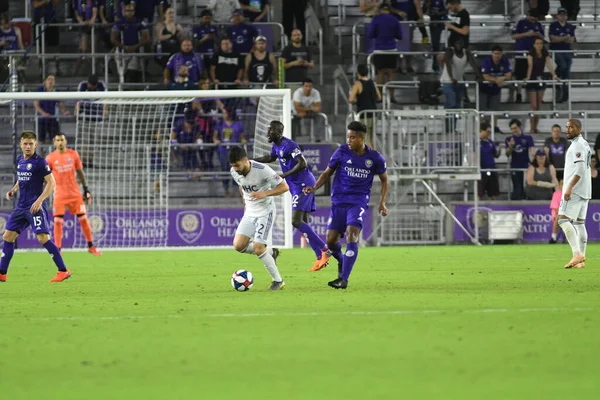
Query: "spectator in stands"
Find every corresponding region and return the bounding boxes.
[227,9,258,54]
[240,0,270,22]
[525,149,558,200]
[544,124,569,180]
[0,14,24,52]
[511,8,544,103]
[196,78,223,170]
[154,6,183,67]
[368,4,402,103]
[34,75,70,146]
[550,7,576,103]
[479,122,501,200]
[111,2,151,82]
[440,38,480,109]
[425,0,448,73]
[525,38,559,134]
[213,108,246,196]
[505,119,535,200]
[164,39,204,86]
[192,9,218,64]
[171,109,201,177]
[75,74,108,118]
[445,0,469,48]
[73,1,98,74]
[560,0,580,21]
[134,0,163,24]
[389,0,428,71]
[360,0,382,17]
[529,0,549,20]
[591,155,600,199]
[32,0,61,47]
[480,46,512,133]
[281,29,314,89]
[292,78,323,141]
[168,65,195,116]
[100,1,122,51]
[349,64,381,148]
[210,37,244,88]
[282,0,306,41]
[244,35,278,87]
[207,0,241,24]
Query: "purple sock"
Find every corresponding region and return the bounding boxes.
[0,241,15,274]
[298,222,326,258]
[341,242,359,282]
[328,242,343,262]
[43,241,67,272]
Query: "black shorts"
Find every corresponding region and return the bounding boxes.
[38,118,60,143]
[79,25,92,36]
[479,172,500,198]
[526,81,546,92]
[373,53,397,71]
[514,58,529,80]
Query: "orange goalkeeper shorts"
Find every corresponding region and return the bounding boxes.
[53,198,87,216]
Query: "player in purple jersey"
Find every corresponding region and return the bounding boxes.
[0,131,71,283]
[304,121,388,289]
[254,121,331,271]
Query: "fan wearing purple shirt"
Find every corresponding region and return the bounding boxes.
[213,109,247,196]
[111,2,151,81]
[505,119,535,200]
[510,8,544,102]
[227,9,258,54]
[164,39,204,85]
[33,75,70,145]
[550,7,576,102]
[192,9,218,57]
[304,121,389,290]
[254,121,331,271]
[73,0,98,75]
[0,131,70,283]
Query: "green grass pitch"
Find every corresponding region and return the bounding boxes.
[1,245,599,399]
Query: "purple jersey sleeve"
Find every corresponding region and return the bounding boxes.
[270,144,277,158]
[373,152,387,175]
[328,147,343,170]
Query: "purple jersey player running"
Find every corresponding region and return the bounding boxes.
[0,131,71,283]
[254,121,331,271]
[304,121,388,289]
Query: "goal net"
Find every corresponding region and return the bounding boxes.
[1,89,293,250]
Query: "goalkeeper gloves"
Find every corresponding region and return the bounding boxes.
[83,186,92,204]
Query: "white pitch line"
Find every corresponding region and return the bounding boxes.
[16,307,595,322]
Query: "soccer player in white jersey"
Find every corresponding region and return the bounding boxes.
[229,146,289,290]
[558,119,592,269]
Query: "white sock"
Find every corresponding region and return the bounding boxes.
[258,251,282,282]
[574,221,588,257]
[558,219,581,256]
[242,239,255,254]
[551,233,557,240]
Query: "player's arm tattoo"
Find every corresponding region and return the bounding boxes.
[280,155,307,179]
[378,172,389,205]
[254,155,277,163]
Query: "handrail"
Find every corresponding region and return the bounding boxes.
[333,65,353,117]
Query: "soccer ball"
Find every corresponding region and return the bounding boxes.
[231,269,254,292]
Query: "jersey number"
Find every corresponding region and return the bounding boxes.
[257,224,265,236]
[33,216,42,227]
[358,207,366,222]
[292,194,299,208]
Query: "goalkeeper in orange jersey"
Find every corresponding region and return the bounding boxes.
[46,133,101,256]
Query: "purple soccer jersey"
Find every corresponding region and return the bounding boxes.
[166,52,204,83]
[327,144,386,232]
[270,137,317,212]
[6,153,52,234]
[73,0,98,21]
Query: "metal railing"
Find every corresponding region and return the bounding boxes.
[333,65,355,117]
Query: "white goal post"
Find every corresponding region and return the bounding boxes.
[0,89,294,250]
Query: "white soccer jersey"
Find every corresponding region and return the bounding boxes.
[563,135,592,200]
[231,160,284,217]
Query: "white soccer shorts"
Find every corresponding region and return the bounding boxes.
[235,209,276,245]
[559,194,589,220]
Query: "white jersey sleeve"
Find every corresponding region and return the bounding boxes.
[563,136,592,200]
[231,161,285,217]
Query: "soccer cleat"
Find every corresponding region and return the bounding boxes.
[0,273,6,283]
[272,248,280,263]
[49,269,71,283]
[548,238,557,244]
[269,281,285,290]
[572,262,585,269]
[328,277,348,290]
[307,251,331,272]
[565,254,586,269]
[88,246,102,256]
